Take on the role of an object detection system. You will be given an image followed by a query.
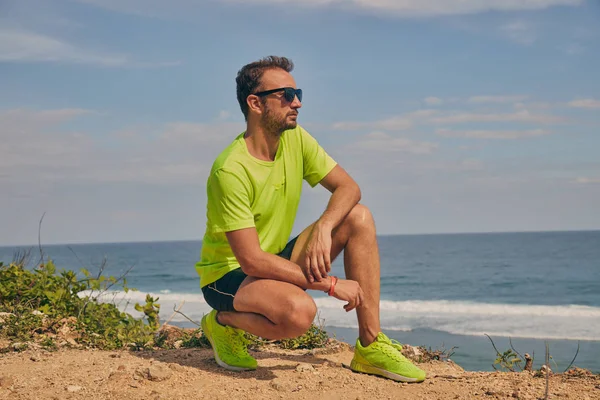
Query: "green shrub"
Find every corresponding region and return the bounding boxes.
[0,259,332,352]
[0,260,160,350]
[244,321,330,350]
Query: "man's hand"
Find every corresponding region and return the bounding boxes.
[303,221,333,283]
[331,279,363,312]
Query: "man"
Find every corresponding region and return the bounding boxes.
[195,56,426,383]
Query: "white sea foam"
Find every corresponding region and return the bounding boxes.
[82,291,600,341]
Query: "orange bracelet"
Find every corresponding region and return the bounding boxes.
[327,276,338,296]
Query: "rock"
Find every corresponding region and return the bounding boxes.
[32,310,44,316]
[117,365,126,371]
[12,342,28,351]
[137,365,172,382]
[402,345,423,362]
[0,376,15,388]
[270,378,288,392]
[174,340,183,349]
[66,385,83,393]
[0,312,15,324]
[295,363,314,372]
[168,363,186,372]
[540,365,552,375]
[565,367,593,377]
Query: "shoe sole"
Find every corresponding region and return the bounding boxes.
[201,315,256,372]
[350,359,425,383]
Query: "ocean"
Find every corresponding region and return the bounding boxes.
[2,230,599,372]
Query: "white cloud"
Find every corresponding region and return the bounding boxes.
[217,110,232,121]
[72,0,584,17]
[332,107,564,135]
[0,108,242,186]
[332,109,438,131]
[436,128,550,139]
[424,97,443,105]
[431,110,564,125]
[468,95,528,104]
[562,43,585,55]
[500,21,537,45]
[347,131,438,154]
[332,116,413,131]
[568,98,600,109]
[574,177,600,184]
[0,29,179,67]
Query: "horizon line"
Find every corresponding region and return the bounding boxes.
[2,228,599,248]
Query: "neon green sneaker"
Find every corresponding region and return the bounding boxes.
[350,332,426,383]
[201,310,257,371]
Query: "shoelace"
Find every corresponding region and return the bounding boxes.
[226,327,250,357]
[390,338,403,352]
[378,335,410,363]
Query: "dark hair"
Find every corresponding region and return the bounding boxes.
[236,56,294,120]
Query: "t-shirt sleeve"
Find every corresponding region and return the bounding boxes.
[300,126,338,187]
[206,168,255,233]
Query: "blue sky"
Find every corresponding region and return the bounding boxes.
[1,0,599,245]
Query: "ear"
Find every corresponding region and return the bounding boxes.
[246,95,263,116]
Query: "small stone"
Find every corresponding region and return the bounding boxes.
[402,345,423,361]
[295,363,314,373]
[117,365,126,371]
[173,340,183,349]
[146,365,172,382]
[109,353,120,358]
[540,365,552,374]
[12,342,27,351]
[270,379,287,392]
[0,376,15,388]
[168,363,186,372]
[66,385,83,393]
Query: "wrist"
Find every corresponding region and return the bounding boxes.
[327,276,338,296]
[316,217,334,232]
[316,275,332,292]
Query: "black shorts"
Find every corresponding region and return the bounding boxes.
[201,236,298,312]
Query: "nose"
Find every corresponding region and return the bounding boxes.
[291,95,302,109]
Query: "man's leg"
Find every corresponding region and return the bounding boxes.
[217,205,372,340]
[290,204,426,383]
[290,203,381,346]
[218,278,318,340]
[219,203,379,343]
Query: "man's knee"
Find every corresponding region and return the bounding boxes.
[345,204,375,233]
[279,295,317,338]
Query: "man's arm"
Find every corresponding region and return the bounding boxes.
[226,227,364,311]
[226,228,329,291]
[304,164,361,282]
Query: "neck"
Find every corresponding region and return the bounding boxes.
[244,122,281,161]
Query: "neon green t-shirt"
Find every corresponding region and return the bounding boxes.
[195,125,337,288]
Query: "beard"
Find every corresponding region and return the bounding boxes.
[261,105,297,137]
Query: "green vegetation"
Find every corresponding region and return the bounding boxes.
[0,259,160,350]
[0,258,330,352]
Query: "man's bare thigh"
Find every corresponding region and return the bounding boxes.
[233,276,315,323]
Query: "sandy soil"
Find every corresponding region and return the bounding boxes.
[1,344,598,400]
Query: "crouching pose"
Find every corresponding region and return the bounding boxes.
[195,56,426,383]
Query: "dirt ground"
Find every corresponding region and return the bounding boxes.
[1,345,599,400]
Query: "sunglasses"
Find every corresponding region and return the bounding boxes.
[253,87,303,103]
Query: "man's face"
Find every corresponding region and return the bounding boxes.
[257,68,302,135]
